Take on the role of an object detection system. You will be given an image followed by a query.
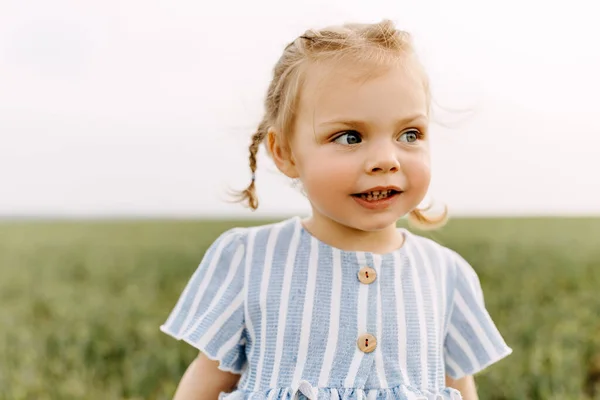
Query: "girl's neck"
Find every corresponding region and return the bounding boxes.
[300,214,405,255]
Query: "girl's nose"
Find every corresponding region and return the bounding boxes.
[366,148,400,174]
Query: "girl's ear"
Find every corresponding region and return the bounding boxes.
[266,128,299,179]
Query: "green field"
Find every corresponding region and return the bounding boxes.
[1,217,599,400]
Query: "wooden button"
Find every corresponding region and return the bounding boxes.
[357,333,377,353]
[357,266,377,284]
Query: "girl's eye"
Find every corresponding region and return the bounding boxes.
[399,129,422,143]
[333,131,362,145]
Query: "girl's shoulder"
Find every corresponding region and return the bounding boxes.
[209,217,299,251]
[402,230,481,287]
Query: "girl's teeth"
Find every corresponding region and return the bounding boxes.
[360,190,393,201]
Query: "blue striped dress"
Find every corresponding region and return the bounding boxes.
[160,216,512,400]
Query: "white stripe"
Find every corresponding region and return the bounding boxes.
[193,291,244,347]
[216,325,245,360]
[444,347,466,378]
[269,222,302,387]
[183,244,245,337]
[344,252,369,387]
[254,223,283,388]
[447,324,480,370]
[434,247,448,340]
[331,389,340,400]
[405,243,428,389]
[240,228,258,387]
[367,390,378,400]
[292,237,319,384]
[229,352,240,371]
[318,248,342,387]
[393,251,410,384]
[243,228,257,371]
[373,255,388,388]
[454,292,499,358]
[163,231,239,332]
[176,231,239,337]
[412,240,440,385]
[455,256,483,302]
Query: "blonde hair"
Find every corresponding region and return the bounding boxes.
[233,19,447,230]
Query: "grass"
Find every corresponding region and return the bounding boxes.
[1,217,599,399]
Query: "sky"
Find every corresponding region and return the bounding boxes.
[1,0,599,218]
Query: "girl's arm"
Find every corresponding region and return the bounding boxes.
[173,352,241,400]
[446,375,478,400]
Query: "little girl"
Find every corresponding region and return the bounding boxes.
[160,19,512,400]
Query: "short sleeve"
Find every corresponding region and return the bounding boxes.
[443,252,512,380]
[160,228,247,374]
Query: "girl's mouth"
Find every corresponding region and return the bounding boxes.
[351,189,402,202]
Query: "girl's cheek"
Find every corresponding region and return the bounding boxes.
[404,147,430,165]
[401,152,431,179]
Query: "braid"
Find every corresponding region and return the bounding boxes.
[234,119,268,210]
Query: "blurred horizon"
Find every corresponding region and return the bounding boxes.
[2,212,599,220]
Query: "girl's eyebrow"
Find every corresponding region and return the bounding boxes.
[318,114,427,129]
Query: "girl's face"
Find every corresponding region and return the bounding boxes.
[275,59,431,233]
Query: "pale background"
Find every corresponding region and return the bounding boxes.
[1,0,598,219]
